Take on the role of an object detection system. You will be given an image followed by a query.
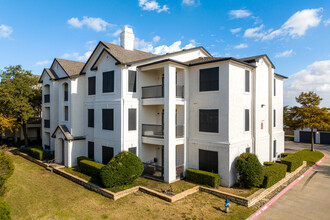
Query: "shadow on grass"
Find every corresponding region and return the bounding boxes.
[213,206,227,213]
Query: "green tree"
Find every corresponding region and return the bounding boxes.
[0,65,41,147]
[286,92,330,151]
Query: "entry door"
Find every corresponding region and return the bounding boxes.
[102,146,114,164]
[61,139,65,165]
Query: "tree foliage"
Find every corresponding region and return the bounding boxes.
[0,65,42,147]
[286,92,330,151]
[0,114,18,135]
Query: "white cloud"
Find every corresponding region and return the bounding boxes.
[229,9,251,19]
[134,38,154,52]
[243,8,323,41]
[284,60,330,107]
[138,0,169,13]
[153,35,160,43]
[234,43,248,49]
[61,41,97,61]
[112,29,121,37]
[230,28,242,34]
[35,60,52,66]
[324,19,330,26]
[67,16,112,32]
[182,0,200,6]
[275,49,294,58]
[153,40,196,55]
[0,24,13,38]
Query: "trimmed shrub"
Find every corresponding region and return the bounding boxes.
[79,160,105,177]
[280,153,292,158]
[0,198,11,220]
[235,153,264,188]
[263,162,275,167]
[262,163,287,188]
[281,154,303,172]
[77,156,93,167]
[186,168,220,187]
[31,145,43,150]
[100,151,144,188]
[29,148,44,160]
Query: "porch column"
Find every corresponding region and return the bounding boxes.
[183,68,189,174]
[164,64,176,183]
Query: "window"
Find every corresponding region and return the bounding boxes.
[199,67,219,92]
[88,76,96,95]
[102,109,114,130]
[273,109,276,127]
[245,70,250,92]
[274,78,276,96]
[103,71,114,93]
[88,109,94,128]
[64,83,68,101]
[129,147,137,155]
[273,140,277,158]
[199,149,218,173]
[102,146,114,164]
[128,109,136,131]
[88,141,94,159]
[64,106,68,121]
[246,147,251,153]
[199,109,219,133]
[245,109,250,131]
[128,70,136,92]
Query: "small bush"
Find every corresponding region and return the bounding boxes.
[186,168,220,187]
[281,154,303,172]
[29,148,44,160]
[235,153,264,188]
[262,163,287,188]
[280,153,292,158]
[100,151,144,188]
[0,198,11,220]
[79,160,105,177]
[77,156,93,167]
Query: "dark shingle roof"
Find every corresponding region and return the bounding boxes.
[274,73,288,79]
[239,54,275,68]
[51,125,85,141]
[184,57,256,67]
[55,58,85,77]
[101,41,158,64]
[44,68,57,79]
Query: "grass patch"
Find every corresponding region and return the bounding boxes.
[294,149,324,166]
[5,155,255,219]
[216,185,259,198]
[285,134,294,138]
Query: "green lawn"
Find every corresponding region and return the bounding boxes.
[5,155,256,219]
[295,149,325,166]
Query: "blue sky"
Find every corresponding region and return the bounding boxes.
[0,0,330,107]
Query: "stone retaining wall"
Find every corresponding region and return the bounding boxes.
[12,149,307,207]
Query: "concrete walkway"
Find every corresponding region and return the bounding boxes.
[258,142,330,220]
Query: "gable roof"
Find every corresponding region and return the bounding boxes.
[55,58,85,77]
[51,125,85,141]
[274,73,288,79]
[239,54,275,69]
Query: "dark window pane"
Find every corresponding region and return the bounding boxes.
[274,109,276,127]
[88,109,94,128]
[103,71,114,93]
[199,149,218,173]
[129,147,137,155]
[128,109,136,131]
[102,109,114,130]
[273,140,277,158]
[246,147,250,153]
[199,67,219,92]
[88,141,94,159]
[102,146,114,164]
[245,70,250,92]
[88,76,96,95]
[64,84,68,101]
[64,106,68,121]
[199,109,219,133]
[128,70,136,92]
[245,109,250,131]
[274,78,276,96]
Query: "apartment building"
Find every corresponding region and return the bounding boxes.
[39,27,286,187]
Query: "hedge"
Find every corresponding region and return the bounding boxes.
[77,156,93,167]
[186,168,220,188]
[100,151,144,188]
[262,162,287,188]
[280,153,292,158]
[0,147,14,196]
[79,160,105,177]
[29,148,44,160]
[235,153,264,188]
[0,198,11,220]
[281,154,303,172]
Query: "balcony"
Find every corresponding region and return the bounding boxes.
[44,119,50,128]
[142,124,184,139]
[141,85,184,99]
[44,94,50,103]
[27,118,41,124]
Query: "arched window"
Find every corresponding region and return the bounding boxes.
[63,83,68,101]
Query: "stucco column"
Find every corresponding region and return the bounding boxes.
[164,64,176,183]
[66,141,72,167]
[183,69,189,174]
